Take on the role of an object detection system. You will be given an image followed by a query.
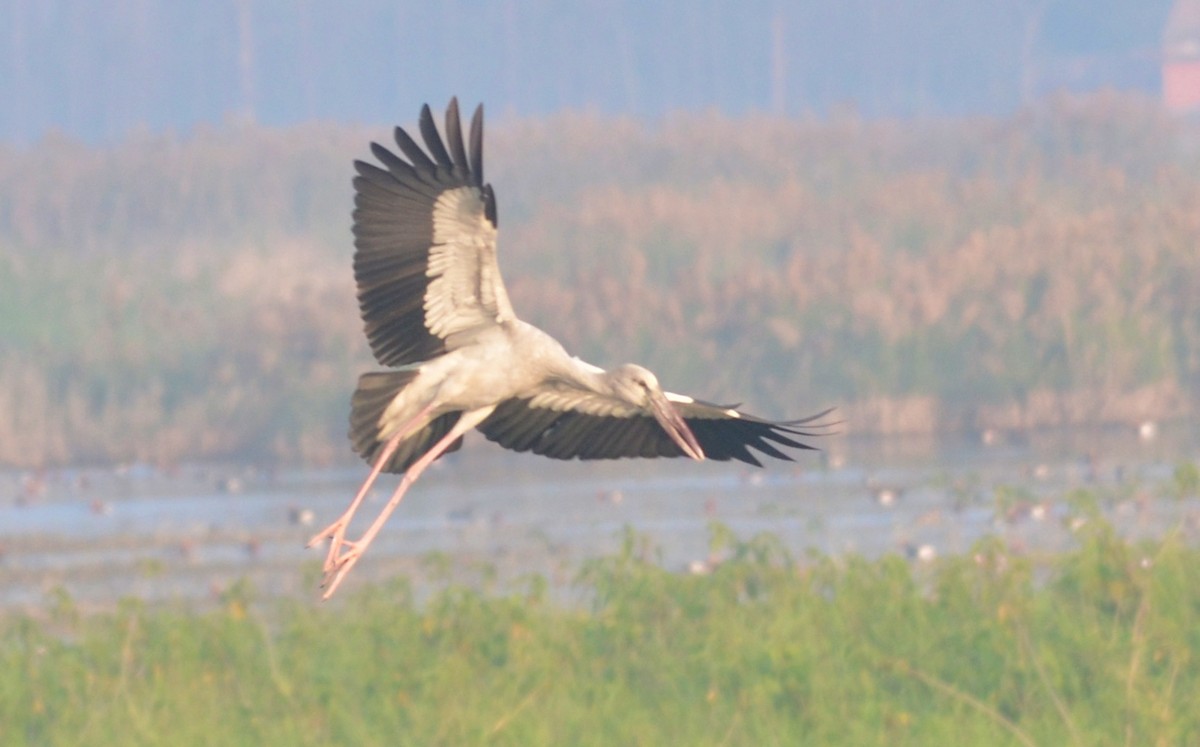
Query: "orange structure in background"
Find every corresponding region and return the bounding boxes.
[1165,0,1200,112]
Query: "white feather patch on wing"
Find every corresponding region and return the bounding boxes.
[527,387,642,418]
[667,391,743,418]
[426,186,513,339]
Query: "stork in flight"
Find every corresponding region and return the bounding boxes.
[308,99,830,598]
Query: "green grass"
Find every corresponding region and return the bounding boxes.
[3,521,1199,746]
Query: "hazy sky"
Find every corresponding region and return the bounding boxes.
[0,0,1178,143]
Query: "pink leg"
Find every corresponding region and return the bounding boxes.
[319,406,494,599]
[307,402,436,573]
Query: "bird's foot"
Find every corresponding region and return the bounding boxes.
[307,520,352,574]
[306,519,341,549]
[319,541,365,600]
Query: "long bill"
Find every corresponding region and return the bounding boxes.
[649,391,706,461]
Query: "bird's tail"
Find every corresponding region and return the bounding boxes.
[349,371,464,474]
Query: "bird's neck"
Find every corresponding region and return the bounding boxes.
[558,356,615,395]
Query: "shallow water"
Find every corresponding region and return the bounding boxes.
[2,422,1198,613]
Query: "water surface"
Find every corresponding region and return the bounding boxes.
[3,423,1197,612]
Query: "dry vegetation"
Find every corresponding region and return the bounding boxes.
[1,92,1198,467]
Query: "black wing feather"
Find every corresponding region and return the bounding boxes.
[479,399,830,466]
[419,103,454,172]
[469,105,484,185]
[391,123,438,174]
[370,142,423,185]
[444,98,471,182]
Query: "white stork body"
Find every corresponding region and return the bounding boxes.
[308,100,829,597]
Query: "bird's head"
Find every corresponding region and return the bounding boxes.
[611,364,705,461]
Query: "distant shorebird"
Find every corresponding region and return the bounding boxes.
[308,99,831,598]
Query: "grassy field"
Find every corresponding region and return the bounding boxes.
[3,511,1199,747]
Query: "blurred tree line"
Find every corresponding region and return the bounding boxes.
[0,0,1173,142]
[1,92,1197,467]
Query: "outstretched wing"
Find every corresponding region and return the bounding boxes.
[478,387,832,466]
[353,98,514,367]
